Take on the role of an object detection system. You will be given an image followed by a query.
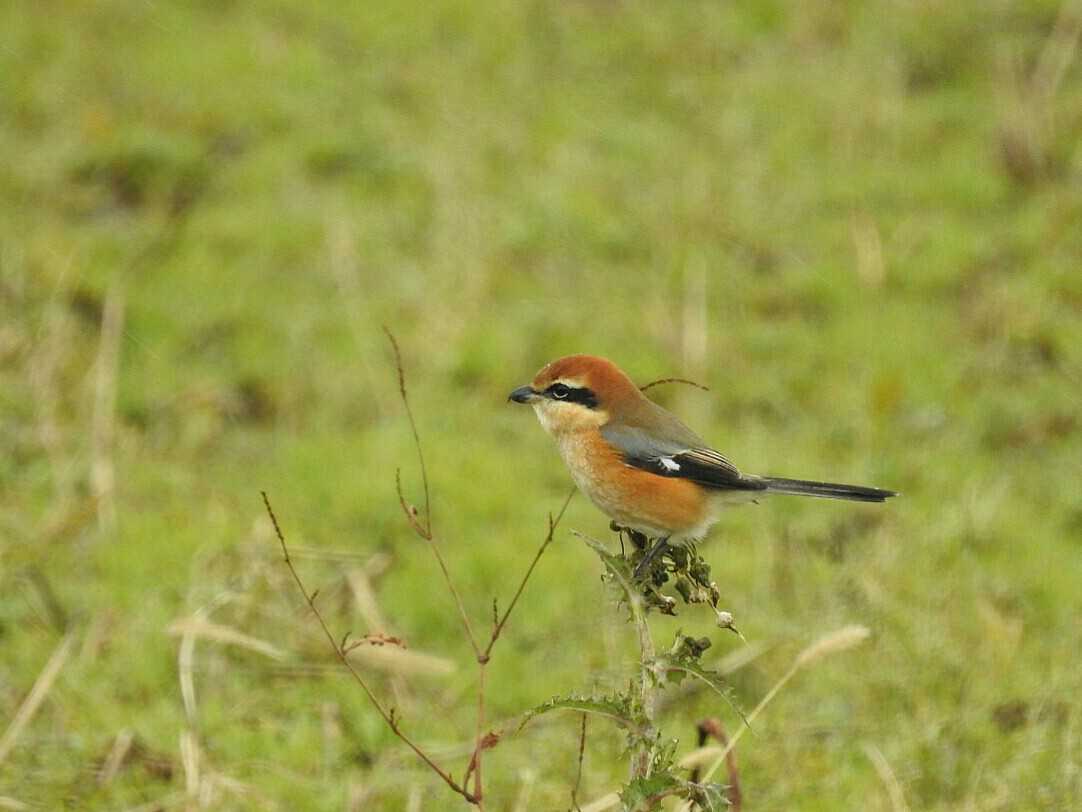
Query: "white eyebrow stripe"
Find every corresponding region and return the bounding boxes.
[658,457,681,472]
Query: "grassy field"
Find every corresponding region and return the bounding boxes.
[3,0,1081,808]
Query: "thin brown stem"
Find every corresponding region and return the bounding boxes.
[387,329,482,660]
[483,488,575,659]
[473,666,486,808]
[639,377,709,393]
[628,574,658,781]
[261,492,477,804]
[571,713,587,812]
[395,470,483,660]
[384,327,431,537]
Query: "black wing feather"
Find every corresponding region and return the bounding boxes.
[600,424,765,492]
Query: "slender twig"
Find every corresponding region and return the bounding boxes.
[571,713,588,812]
[0,632,76,766]
[261,492,476,803]
[471,665,487,809]
[383,328,431,536]
[639,377,709,394]
[387,330,482,660]
[394,469,482,659]
[483,489,575,659]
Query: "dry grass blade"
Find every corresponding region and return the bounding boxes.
[176,598,241,726]
[288,544,378,563]
[344,569,414,710]
[404,785,423,812]
[167,618,287,661]
[90,283,124,537]
[511,767,537,812]
[346,779,370,812]
[0,631,76,766]
[179,727,200,800]
[348,645,456,677]
[795,624,870,668]
[714,640,771,675]
[677,746,722,770]
[97,728,135,785]
[864,742,910,812]
[347,567,391,632]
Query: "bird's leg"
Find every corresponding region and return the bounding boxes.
[633,536,670,580]
[611,521,649,552]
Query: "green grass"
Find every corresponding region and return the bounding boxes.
[2,0,1081,808]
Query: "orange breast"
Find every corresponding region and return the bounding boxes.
[556,429,710,537]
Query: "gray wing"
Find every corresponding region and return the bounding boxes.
[600,421,766,493]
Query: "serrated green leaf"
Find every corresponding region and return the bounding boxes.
[654,657,749,727]
[620,771,681,811]
[519,693,643,733]
[684,781,731,809]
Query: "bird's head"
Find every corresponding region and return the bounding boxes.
[508,355,640,435]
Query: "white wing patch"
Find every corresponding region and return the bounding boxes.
[658,456,681,472]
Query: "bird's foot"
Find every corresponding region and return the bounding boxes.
[633,536,670,581]
[610,522,650,551]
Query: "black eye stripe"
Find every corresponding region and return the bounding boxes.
[544,383,598,409]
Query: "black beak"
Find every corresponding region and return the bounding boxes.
[508,385,537,404]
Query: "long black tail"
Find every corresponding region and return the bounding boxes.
[760,477,897,503]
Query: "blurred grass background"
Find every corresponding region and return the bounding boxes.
[2,0,1081,808]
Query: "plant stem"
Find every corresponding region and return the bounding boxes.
[628,582,658,780]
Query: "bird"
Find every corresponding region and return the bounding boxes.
[508,355,896,576]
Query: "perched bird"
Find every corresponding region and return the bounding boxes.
[509,355,895,574]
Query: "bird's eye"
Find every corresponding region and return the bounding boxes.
[550,383,570,399]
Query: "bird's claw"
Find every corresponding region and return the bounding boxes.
[632,536,670,581]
